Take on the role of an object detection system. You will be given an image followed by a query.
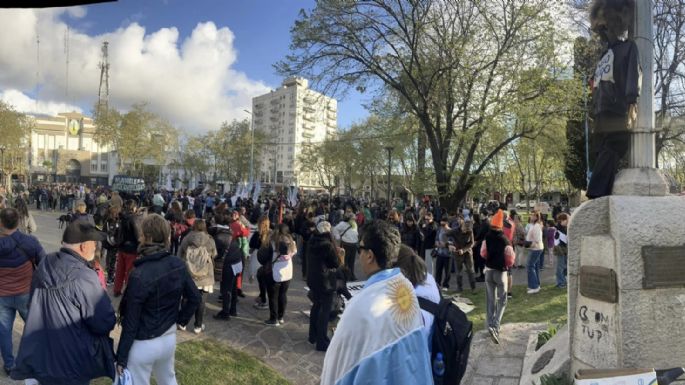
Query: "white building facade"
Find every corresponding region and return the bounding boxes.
[252,77,337,189]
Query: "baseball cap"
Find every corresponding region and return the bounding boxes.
[62,222,106,243]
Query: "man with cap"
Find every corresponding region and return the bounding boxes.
[479,210,515,344]
[0,208,46,375]
[11,222,117,385]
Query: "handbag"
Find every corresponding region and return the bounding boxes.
[272,255,293,282]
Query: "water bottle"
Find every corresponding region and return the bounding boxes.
[432,352,445,385]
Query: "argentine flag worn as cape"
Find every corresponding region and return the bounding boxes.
[320,268,433,385]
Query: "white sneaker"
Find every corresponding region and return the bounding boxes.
[177,324,186,331]
[527,287,541,294]
[193,325,205,334]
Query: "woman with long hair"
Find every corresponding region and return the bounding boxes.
[14,197,36,234]
[116,214,201,384]
[250,215,272,309]
[259,226,296,326]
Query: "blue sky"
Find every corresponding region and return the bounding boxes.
[0,1,370,133]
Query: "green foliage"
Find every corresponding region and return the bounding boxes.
[93,102,178,178]
[278,0,580,209]
[536,324,560,351]
[538,373,572,385]
[459,285,568,333]
[0,100,33,188]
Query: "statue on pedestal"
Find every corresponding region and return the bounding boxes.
[586,0,641,199]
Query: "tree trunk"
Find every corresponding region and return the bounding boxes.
[417,129,426,195]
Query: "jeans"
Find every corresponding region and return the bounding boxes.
[0,293,29,369]
[267,280,290,321]
[485,270,508,331]
[434,255,453,288]
[423,249,434,276]
[127,325,177,385]
[527,250,543,289]
[556,254,568,288]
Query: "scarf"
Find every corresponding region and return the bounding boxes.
[138,242,169,256]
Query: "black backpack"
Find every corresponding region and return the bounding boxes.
[418,297,473,385]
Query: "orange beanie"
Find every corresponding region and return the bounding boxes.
[490,209,504,229]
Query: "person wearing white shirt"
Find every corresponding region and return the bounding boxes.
[333,213,360,281]
[525,211,544,294]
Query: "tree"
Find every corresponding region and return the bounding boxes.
[93,102,178,179]
[0,101,33,190]
[298,139,344,195]
[278,0,576,210]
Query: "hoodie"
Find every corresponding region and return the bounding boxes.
[178,231,217,287]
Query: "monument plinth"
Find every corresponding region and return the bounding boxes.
[569,0,679,377]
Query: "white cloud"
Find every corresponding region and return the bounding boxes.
[0,7,271,134]
[0,89,82,116]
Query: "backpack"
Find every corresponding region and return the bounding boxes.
[418,297,473,385]
[185,246,213,281]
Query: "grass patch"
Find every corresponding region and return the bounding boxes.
[93,339,292,385]
[458,284,567,332]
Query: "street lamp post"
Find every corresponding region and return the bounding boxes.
[244,109,254,184]
[385,146,393,210]
[0,145,6,188]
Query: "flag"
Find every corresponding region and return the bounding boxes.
[320,269,433,385]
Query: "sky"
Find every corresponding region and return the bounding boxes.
[0,0,370,134]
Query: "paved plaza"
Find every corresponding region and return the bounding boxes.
[0,210,556,385]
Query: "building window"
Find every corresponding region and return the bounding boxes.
[100,163,107,172]
[91,163,97,172]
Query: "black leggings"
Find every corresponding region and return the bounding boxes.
[266,280,290,321]
[435,255,453,288]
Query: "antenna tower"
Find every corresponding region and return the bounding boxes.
[97,41,110,113]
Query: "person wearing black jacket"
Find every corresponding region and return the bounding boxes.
[300,212,316,277]
[306,221,340,352]
[116,214,200,384]
[479,210,515,344]
[211,216,242,320]
[419,212,437,275]
[400,214,421,254]
[113,200,144,297]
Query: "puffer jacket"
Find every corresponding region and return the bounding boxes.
[116,248,200,367]
[11,248,116,384]
[178,231,217,288]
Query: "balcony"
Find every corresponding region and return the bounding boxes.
[304,95,315,104]
[303,105,315,113]
[327,104,337,111]
[270,107,280,114]
[303,131,314,139]
[270,116,279,122]
[326,119,336,128]
[270,99,279,105]
[302,114,314,122]
[302,123,315,131]
[327,111,336,120]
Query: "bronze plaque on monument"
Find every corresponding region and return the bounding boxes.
[579,266,618,303]
[642,246,685,289]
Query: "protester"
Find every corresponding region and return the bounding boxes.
[250,215,271,310]
[259,226,296,326]
[400,213,422,254]
[12,198,36,235]
[453,217,476,293]
[480,209,515,344]
[213,215,243,321]
[178,219,217,334]
[419,211,438,275]
[526,210,544,294]
[116,214,201,385]
[554,213,569,289]
[71,200,96,226]
[12,222,116,385]
[113,200,145,297]
[306,221,339,352]
[0,208,46,375]
[434,214,456,290]
[332,212,359,281]
[320,220,432,385]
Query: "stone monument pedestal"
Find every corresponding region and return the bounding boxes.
[568,171,684,374]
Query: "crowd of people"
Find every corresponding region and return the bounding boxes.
[0,183,571,385]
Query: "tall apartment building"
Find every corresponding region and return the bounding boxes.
[252,77,337,189]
